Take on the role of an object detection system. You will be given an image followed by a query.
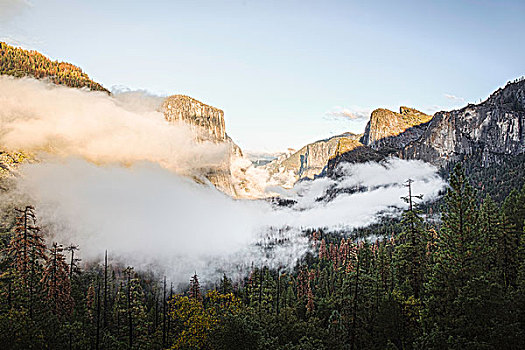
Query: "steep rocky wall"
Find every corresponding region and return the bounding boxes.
[327,79,525,177]
[162,95,226,142]
[161,95,243,196]
[400,80,525,167]
[361,107,432,150]
[265,132,362,180]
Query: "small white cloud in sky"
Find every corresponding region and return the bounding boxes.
[325,106,371,120]
[444,93,465,103]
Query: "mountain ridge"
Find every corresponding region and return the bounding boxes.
[327,78,525,178]
[0,42,108,93]
[0,43,244,196]
[263,132,363,183]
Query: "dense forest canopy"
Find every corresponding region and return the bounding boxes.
[1,165,524,349]
[0,42,108,93]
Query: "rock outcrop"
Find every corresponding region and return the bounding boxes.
[264,132,363,181]
[327,79,525,176]
[361,107,433,150]
[401,80,525,167]
[163,95,227,142]
[161,95,243,195]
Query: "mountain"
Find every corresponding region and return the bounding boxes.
[0,44,244,195]
[327,79,525,193]
[0,42,108,93]
[1,42,108,184]
[267,107,432,183]
[361,107,432,150]
[401,79,525,167]
[264,132,363,182]
[162,95,243,195]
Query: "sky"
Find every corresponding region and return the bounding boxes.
[1,0,524,152]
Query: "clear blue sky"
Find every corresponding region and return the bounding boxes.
[2,0,524,152]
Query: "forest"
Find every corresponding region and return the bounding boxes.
[0,42,108,93]
[0,164,524,349]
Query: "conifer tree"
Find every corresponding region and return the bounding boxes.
[423,164,483,347]
[190,273,202,302]
[6,206,47,318]
[395,179,427,299]
[41,242,73,317]
[114,267,149,349]
[219,273,233,295]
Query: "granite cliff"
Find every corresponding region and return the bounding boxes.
[0,43,245,196]
[361,107,432,150]
[327,79,525,176]
[266,106,431,183]
[400,80,525,167]
[264,132,363,182]
[162,95,243,195]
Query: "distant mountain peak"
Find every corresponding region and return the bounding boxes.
[361,106,432,150]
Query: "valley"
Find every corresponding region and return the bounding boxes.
[0,40,524,350]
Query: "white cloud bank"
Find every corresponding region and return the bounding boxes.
[0,77,228,177]
[0,77,446,286]
[14,158,444,285]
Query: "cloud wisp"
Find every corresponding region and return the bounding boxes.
[444,93,465,103]
[325,106,371,120]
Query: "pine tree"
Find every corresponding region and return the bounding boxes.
[422,164,485,347]
[219,273,233,295]
[41,242,73,317]
[395,179,428,299]
[189,273,202,302]
[6,206,47,319]
[319,238,328,260]
[114,267,149,349]
[306,282,315,314]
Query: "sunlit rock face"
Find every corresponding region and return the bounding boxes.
[264,132,363,182]
[162,95,243,196]
[401,80,525,167]
[163,95,227,142]
[328,79,525,174]
[361,107,433,150]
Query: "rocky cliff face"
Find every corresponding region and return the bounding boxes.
[327,79,525,176]
[265,132,363,181]
[162,95,243,195]
[163,95,227,142]
[361,107,432,150]
[401,80,525,167]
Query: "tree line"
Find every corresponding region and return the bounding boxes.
[0,164,524,349]
[0,42,108,93]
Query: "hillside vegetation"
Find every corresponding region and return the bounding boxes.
[0,42,108,92]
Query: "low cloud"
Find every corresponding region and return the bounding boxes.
[0,76,446,287]
[12,157,445,286]
[0,77,229,177]
[14,159,310,285]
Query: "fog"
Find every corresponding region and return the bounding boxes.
[1,77,446,285]
[14,158,444,284]
[0,76,228,177]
